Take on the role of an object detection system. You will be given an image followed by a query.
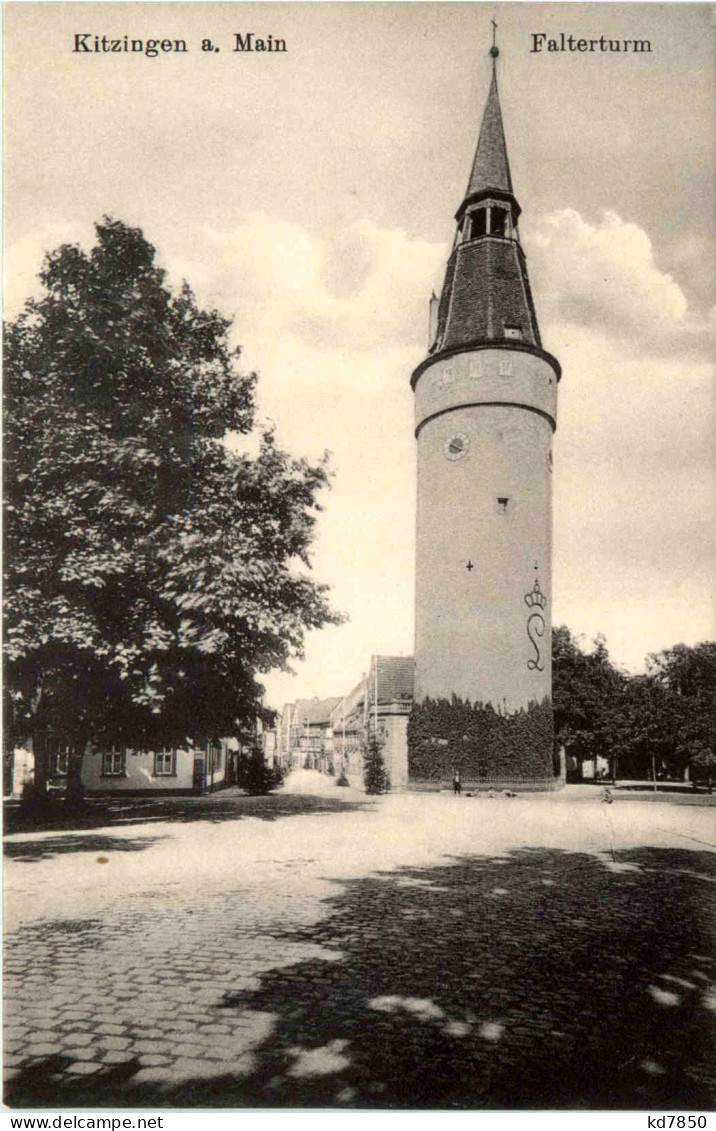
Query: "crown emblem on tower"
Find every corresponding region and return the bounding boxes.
[524,580,547,610]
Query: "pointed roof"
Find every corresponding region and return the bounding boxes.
[293,696,342,727]
[411,42,562,389]
[465,67,513,199]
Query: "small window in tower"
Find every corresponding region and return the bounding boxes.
[497,497,510,514]
[504,326,523,340]
[491,207,508,238]
[469,209,487,240]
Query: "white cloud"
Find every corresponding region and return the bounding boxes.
[535,213,715,672]
[524,209,713,359]
[166,214,445,358]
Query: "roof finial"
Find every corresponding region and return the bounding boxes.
[490,17,499,61]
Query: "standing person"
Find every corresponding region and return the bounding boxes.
[453,770,461,796]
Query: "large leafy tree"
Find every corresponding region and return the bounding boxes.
[4,218,342,797]
[607,645,715,782]
[613,675,680,781]
[553,630,715,783]
[552,626,627,775]
[646,642,716,776]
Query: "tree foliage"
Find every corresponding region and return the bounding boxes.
[552,626,627,770]
[553,628,715,781]
[4,218,342,790]
[645,642,716,772]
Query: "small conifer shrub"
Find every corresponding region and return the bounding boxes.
[236,749,284,795]
[363,734,390,795]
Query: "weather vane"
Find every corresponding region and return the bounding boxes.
[490,18,499,59]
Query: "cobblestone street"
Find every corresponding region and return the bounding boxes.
[4,773,716,1110]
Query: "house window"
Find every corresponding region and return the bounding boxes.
[56,750,69,776]
[102,749,125,776]
[154,750,176,777]
[208,742,222,772]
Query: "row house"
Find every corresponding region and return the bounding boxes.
[274,697,341,771]
[5,735,239,799]
[266,660,413,791]
[331,656,413,790]
[80,738,236,795]
[267,658,415,789]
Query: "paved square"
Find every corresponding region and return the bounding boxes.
[4,774,715,1109]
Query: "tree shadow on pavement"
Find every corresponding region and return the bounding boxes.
[3,833,168,863]
[4,790,371,836]
[5,846,715,1110]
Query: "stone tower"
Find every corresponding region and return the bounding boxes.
[410,43,562,791]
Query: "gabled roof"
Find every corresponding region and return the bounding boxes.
[465,68,513,200]
[293,697,342,727]
[371,656,415,703]
[331,656,415,727]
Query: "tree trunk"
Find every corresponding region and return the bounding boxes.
[65,742,87,807]
[3,744,14,797]
[651,752,658,792]
[21,727,50,809]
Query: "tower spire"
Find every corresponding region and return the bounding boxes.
[414,33,562,365]
[464,32,512,202]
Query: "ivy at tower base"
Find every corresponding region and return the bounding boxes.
[408,697,559,791]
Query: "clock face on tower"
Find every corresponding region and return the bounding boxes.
[444,433,470,461]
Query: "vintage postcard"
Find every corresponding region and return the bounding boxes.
[3,1,715,1118]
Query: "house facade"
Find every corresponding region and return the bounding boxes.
[5,737,81,800]
[268,658,414,790]
[4,736,237,798]
[331,656,413,790]
[274,697,341,771]
[81,739,233,796]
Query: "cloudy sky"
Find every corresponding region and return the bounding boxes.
[5,2,714,710]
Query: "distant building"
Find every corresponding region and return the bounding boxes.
[332,656,414,790]
[329,674,369,779]
[271,657,414,789]
[263,722,279,769]
[274,696,341,771]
